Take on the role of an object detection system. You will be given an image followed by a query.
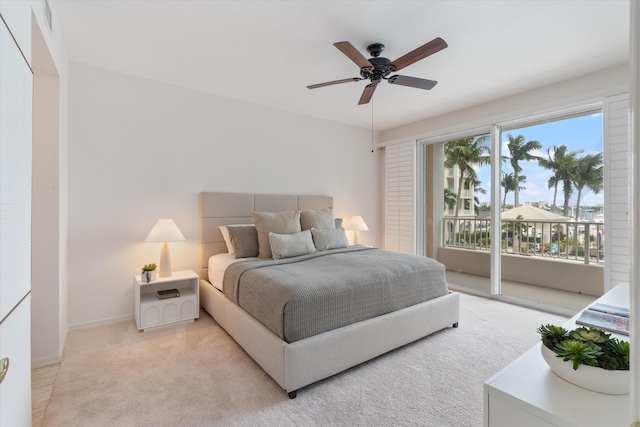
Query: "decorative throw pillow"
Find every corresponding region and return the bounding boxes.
[300,208,335,231]
[219,224,252,254]
[228,225,259,258]
[311,227,349,251]
[253,210,302,258]
[269,230,316,259]
[334,218,343,229]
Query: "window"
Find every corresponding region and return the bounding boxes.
[418,104,626,307]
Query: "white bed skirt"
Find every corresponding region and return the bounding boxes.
[200,279,460,395]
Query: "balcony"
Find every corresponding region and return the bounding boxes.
[439,218,605,299]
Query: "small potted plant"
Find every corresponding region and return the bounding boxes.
[141,263,157,283]
[538,324,629,394]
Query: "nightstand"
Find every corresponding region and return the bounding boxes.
[134,270,199,331]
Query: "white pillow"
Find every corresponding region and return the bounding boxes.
[219,226,234,253]
[219,224,253,254]
[269,230,316,259]
[311,227,349,250]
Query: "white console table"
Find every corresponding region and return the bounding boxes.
[484,283,631,427]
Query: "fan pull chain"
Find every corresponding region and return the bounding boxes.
[371,99,374,153]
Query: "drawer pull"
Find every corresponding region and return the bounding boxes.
[0,358,8,384]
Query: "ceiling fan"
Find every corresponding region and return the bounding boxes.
[307,38,448,105]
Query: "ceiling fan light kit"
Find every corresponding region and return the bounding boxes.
[307,37,447,105]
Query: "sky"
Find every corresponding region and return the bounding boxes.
[473,112,604,208]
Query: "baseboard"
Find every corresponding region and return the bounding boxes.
[31,325,70,369]
[31,354,62,369]
[69,314,135,331]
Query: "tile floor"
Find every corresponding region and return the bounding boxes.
[31,363,60,427]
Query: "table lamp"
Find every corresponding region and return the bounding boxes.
[145,218,185,277]
[345,215,369,245]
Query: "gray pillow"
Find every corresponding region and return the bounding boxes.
[311,227,349,251]
[253,210,302,258]
[228,225,259,258]
[334,218,343,229]
[300,208,335,231]
[269,230,316,259]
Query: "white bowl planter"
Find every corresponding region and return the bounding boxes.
[541,344,629,395]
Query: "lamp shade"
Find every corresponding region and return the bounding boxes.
[145,218,185,243]
[345,215,369,232]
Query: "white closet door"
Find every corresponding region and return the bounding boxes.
[0,10,33,427]
[0,295,31,426]
[0,17,32,320]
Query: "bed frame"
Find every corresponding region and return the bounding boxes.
[198,192,460,398]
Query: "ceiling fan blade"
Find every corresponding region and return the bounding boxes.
[389,37,448,72]
[358,80,379,105]
[307,77,361,89]
[388,75,438,90]
[334,41,374,70]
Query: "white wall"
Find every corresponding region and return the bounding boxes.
[381,65,629,143]
[28,0,70,368]
[67,63,381,327]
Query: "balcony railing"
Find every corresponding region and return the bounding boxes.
[442,218,604,264]
[445,209,476,217]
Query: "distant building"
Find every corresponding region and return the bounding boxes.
[444,165,476,219]
[525,201,550,209]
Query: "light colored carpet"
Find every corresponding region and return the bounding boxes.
[43,293,568,427]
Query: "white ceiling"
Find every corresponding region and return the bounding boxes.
[50,0,630,131]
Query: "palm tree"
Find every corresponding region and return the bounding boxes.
[501,172,527,206]
[472,182,487,215]
[444,188,457,211]
[505,134,541,207]
[546,175,560,209]
[538,145,583,215]
[444,136,490,224]
[572,153,603,221]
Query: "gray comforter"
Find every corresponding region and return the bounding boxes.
[223,246,448,343]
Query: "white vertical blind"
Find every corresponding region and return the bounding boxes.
[385,141,416,254]
[603,93,630,291]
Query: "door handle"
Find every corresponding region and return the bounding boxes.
[0,358,8,384]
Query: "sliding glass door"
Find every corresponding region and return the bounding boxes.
[420,110,606,311]
[498,113,604,310]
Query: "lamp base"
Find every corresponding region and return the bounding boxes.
[353,231,360,246]
[159,242,172,277]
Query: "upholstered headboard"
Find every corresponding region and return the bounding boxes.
[199,192,333,279]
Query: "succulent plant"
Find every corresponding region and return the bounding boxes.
[554,339,601,370]
[538,323,629,371]
[537,324,568,350]
[571,327,607,345]
[141,263,157,283]
[605,340,630,369]
[141,263,157,272]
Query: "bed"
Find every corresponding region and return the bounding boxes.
[198,192,460,398]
